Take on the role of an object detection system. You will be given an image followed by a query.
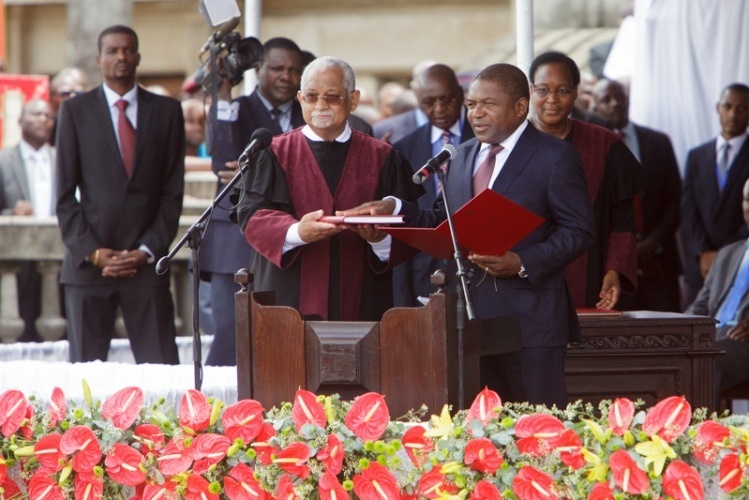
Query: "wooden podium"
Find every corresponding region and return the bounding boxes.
[234,269,497,416]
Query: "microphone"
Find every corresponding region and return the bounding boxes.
[200,16,240,53]
[238,128,273,162]
[412,144,457,185]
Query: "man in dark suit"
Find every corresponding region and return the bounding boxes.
[0,99,56,342]
[346,63,595,407]
[201,37,306,366]
[391,64,474,306]
[591,78,682,311]
[56,25,184,363]
[687,178,749,400]
[682,83,749,307]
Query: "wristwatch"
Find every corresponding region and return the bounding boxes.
[518,264,528,279]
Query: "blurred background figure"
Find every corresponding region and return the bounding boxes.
[0,99,56,342]
[181,98,211,170]
[377,81,407,120]
[49,67,89,145]
[373,60,435,143]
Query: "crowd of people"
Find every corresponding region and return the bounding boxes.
[1,24,748,408]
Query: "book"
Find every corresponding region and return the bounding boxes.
[381,189,545,259]
[318,215,405,225]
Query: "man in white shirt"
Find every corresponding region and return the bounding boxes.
[0,99,56,341]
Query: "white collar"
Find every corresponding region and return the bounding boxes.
[102,83,138,108]
[302,123,352,143]
[479,119,529,153]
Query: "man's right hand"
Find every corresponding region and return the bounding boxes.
[12,200,33,216]
[699,250,717,279]
[337,199,397,217]
[90,248,139,278]
[217,160,239,184]
[298,209,345,243]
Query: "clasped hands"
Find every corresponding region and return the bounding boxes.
[89,248,148,278]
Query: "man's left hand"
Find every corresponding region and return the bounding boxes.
[727,320,749,342]
[468,251,522,278]
[337,199,396,217]
[101,249,148,278]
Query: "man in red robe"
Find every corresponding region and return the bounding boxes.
[236,56,421,321]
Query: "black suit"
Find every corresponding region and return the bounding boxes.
[391,120,473,306]
[681,136,749,304]
[56,85,185,363]
[630,124,682,311]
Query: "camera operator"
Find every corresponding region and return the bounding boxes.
[200,37,305,366]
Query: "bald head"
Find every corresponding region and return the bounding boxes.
[19,99,54,148]
[591,78,629,130]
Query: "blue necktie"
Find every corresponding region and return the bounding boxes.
[716,242,749,327]
[717,143,731,191]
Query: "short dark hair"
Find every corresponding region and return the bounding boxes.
[97,25,138,54]
[721,82,749,98]
[529,51,581,87]
[474,63,530,102]
[260,37,302,64]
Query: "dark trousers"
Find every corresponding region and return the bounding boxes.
[204,272,239,366]
[65,284,179,364]
[480,346,568,408]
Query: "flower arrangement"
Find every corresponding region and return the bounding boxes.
[0,382,747,499]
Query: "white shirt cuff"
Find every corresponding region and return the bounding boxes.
[217,100,239,122]
[282,222,306,254]
[138,244,155,264]
[384,196,403,215]
[370,235,392,262]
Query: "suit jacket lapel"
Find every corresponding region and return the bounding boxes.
[451,139,479,206]
[717,139,749,214]
[133,88,153,176]
[10,146,31,201]
[93,87,126,174]
[716,243,748,308]
[492,124,537,194]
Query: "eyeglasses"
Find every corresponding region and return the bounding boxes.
[532,87,576,98]
[301,92,346,106]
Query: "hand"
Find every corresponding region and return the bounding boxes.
[596,270,621,310]
[699,250,717,279]
[12,200,33,216]
[338,199,396,217]
[726,320,749,342]
[217,160,239,184]
[298,209,345,244]
[379,131,393,144]
[101,249,148,278]
[468,251,522,278]
[346,223,387,243]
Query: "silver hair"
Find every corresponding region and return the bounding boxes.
[300,56,356,93]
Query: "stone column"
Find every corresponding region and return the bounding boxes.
[35,261,67,341]
[0,263,24,343]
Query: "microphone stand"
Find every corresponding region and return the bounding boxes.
[156,150,259,391]
[435,168,476,410]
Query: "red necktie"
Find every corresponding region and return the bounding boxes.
[116,99,136,177]
[472,143,503,195]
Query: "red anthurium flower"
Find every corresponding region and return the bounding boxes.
[157,437,193,476]
[719,453,744,493]
[402,425,434,468]
[142,480,181,500]
[587,482,614,500]
[292,389,327,432]
[0,475,22,500]
[190,433,231,475]
[222,399,265,444]
[0,390,27,437]
[556,429,585,470]
[74,471,103,500]
[102,386,144,430]
[319,470,350,500]
[276,475,300,500]
[345,392,390,442]
[515,414,566,456]
[317,432,345,475]
[274,442,311,479]
[0,458,6,484]
[133,424,166,456]
[464,437,503,474]
[642,395,691,443]
[34,433,66,472]
[662,460,704,500]
[418,469,460,498]
[607,398,634,436]
[466,387,502,428]
[28,469,65,500]
[224,463,270,500]
[694,420,731,464]
[59,426,103,473]
[512,466,560,500]
[185,474,219,500]
[105,443,147,487]
[470,480,503,500]
[46,387,67,428]
[179,389,212,433]
[353,463,400,500]
[609,450,650,495]
[251,422,278,466]
[20,403,35,440]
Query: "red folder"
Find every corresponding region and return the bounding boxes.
[382,189,545,259]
